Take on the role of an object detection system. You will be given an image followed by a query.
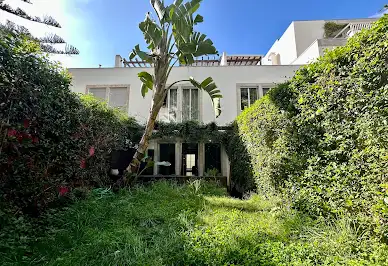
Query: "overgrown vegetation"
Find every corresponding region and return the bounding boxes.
[323,21,348,38]
[125,0,222,175]
[2,181,387,265]
[0,31,141,215]
[232,16,388,241]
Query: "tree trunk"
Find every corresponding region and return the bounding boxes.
[127,93,164,174]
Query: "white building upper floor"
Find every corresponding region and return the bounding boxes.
[68,17,378,126]
[69,62,300,126]
[262,18,377,66]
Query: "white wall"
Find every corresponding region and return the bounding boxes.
[292,40,320,65]
[293,20,326,58]
[262,22,298,65]
[68,65,300,126]
[292,38,348,65]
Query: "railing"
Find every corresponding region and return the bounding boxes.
[334,22,373,38]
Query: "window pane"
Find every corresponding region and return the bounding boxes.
[109,87,128,111]
[89,87,106,100]
[263,87,270,96]
[191,89,199,120]
[169,88,177,122]
[249,88,257,106]
[240,88,249,110]
[182,89,190,121]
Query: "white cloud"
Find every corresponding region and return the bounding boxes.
[0,0,92,68]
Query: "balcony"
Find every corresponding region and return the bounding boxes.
[333,21,374,39]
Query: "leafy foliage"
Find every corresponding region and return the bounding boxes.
[0,1,79,54]
[323,21,348,38]
[0,32,141,215]
[2,181,387,265]
[233,16,388,238]
[125,0,222,174]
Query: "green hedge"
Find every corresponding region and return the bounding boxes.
[233,16,388,236]
[0,32,141,215]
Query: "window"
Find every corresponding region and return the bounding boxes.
[182,87,199,121]
[168,88,178,121]
[239,85,274,111]
[185,154,196,176]
[263,87,271,96]
[240,87,258,111]
[88,86,129,111]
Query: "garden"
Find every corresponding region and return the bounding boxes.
[1,1,388,265]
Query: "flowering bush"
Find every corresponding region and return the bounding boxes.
[0,31,141,215]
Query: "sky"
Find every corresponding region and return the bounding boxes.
[1,0,387,68]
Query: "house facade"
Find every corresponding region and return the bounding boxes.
[68,17,376,186]
[262,18,377,65]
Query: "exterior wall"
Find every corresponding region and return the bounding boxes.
[317,38,348,56]
[292,38,348,65]
[291,40,320,65]
[293,20,326,58]
[68,65,300,126]
[262,22,298,65]
[263,18,377,66]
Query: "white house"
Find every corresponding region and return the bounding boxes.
[68,17,376,185]
[262,18,377,65]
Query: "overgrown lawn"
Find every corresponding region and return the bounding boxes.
[1,181,387,265]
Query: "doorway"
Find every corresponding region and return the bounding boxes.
[205,143,221,175]
[159,144,175,175]
[182,143,198,176]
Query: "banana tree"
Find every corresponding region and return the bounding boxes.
[126,0,222,175]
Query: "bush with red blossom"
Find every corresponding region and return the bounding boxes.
[0,32,141,215]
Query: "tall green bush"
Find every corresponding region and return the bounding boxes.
[233,15,388,237]
[0,31,141,215]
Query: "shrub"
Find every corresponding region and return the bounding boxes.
[223,122,255,194]
[233,15,388,237]
[0,31,141,215]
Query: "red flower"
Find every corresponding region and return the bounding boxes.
[23,119,30,128]
[58,186,69,196]
[80,159,86,169]
[17,132,32,143]
[7,129,17,137]
[17,133,24,143]
[89,146,95,156]
[32,136,39,143]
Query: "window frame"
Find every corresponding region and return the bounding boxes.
[86,84,130,112]
[181,86,200,122]
[159,84,202,123]
[167,88,178,122]
[237,83,274,113]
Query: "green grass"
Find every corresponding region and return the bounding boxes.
[1,180,388,265]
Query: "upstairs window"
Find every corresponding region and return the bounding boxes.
[88,86,129,112]
[182,87,199,121]
[240,87,258,111]
[165,88,178,122]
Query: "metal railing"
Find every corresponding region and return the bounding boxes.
[334,22,373,38]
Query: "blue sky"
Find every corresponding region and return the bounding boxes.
[66,0,387,68]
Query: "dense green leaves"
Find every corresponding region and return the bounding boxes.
[0,32,141,215]
[138,71,154,97]
[139,14,163,51]
[232,15,388,238]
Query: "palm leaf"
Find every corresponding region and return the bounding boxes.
[189,77,222,117]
